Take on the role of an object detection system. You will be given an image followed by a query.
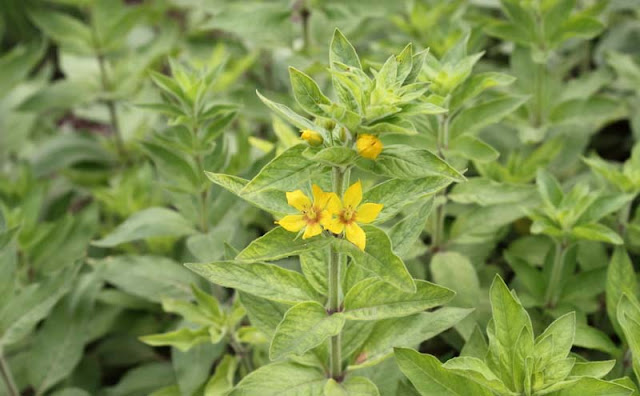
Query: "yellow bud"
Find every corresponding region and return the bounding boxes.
[356,134,383,160]
[300,129,323,146]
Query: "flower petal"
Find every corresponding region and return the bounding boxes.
[303,223,323,239]
[312,185,330,207]
[343,181,362,208]
[356,203,383,223]
[346,223,366,251]
[325,192,342,214]
[286,190,311,211]
[277,215,306,232]
[323,216,345,234]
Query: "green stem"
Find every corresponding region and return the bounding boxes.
[300,3,311,53]
[0,349,19,396]
[432,109,449,251]
[618,199,633,239]
[545,238,566,308]
[533,60,546,128]
[229,336,254,374]
[328,166,347,380]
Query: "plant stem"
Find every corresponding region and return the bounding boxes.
[0,349,19,396]
[545,238,567,308]
[328,166,346,380]
[618,199,633,239]
[229,336,254,374]
[432,108,450,251]
[300,3,311,53]
[532,60,546,128]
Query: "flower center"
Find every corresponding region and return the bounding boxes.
[339,206,356,224]
[303,206,323,225]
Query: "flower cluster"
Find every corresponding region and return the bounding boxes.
[277,181,383,250]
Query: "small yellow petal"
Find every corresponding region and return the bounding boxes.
[286,190,311,212]
[325,192,342,214]
[301,130,323,146]
[343,181,362,208]
[345,223,366,251]
[324,217,345,234]
[356,203,383,223]
[312,184,329,207]
[277,215,306,232]
[356,134,383,159]
[303,223,323,239]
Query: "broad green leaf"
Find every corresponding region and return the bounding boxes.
[607,247,639,338]
[92,207,197,247]
[449,178,535,206]
[343,278,453,320]
[236,226,331,262]
[324,377,379,396]
[185,261,321,304]
[238,293,289,338]
[448,136,499,162]
[388,199,432,258]
[289,67,332,117]
[450,72,516,111]
[101,362,175,396]
[140,327,211,351]
[28,275,101,394]
[449,96,528,139]
[394,348,493,396]
[0,267,75,346]
[569,360,616,379]
[230,362,326,396]
[30,134,115,177]
[534,312,575,363]
[270,301,345,360]
[309,146,358,167]
[141,141,200,190]
[573,323,620,356]
[333,225,415,292]
[537,168,564,207]
[242,145,320,194]
[571,223,623,245]
[330,29,361,70]
[173,341,222,396]
[357,145,465,182]
[618,295,640,380]
[204,172,290,215]
[365,177,450,222]
[18,80,96,112]
[300,249,329,295]
[92,255,201,303]
[543,377,633,396]
[28,9,93,53]
[204,355,238,396]
[354,308,473,367]
[256,91,330,141]
[443,357,512,395]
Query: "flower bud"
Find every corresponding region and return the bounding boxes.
[356,134,383,159]
[300,129,323,146]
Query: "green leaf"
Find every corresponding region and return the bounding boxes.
[365,177,450,222]
[333,225,415,292]
[571,223,623,245]
[205,172,290,215]
[289,67,332,117]
[537,168,564,207]
[92,207,196,247]
[140,327,211,351]
[448,136,499,162]
[230,362,326,396]
[242,145,320,194]
[450,72,516,111]
[535,312,575,363]
[618,295,640,380]
[300,249,329,295]
[28,276,101,394]
[343,278,453,320]
[355,308,473,367]
[330,29,361,70]
[309,146,358,167]
[18,80,96,112]
[30,134,115,177]
[236,227,331,262]
[388,200,433,258]
[394,348,493,396]
[101,362,175,396]
[270,301,345,360]
[141,141,200,191]
[569,360,616,379]
[607,247,639,338]
[185,261,321,304]
[449,178,535,206]
[173,341,222,396]
[443,357,512,395]
[238,293,289,338]
[256,91,330,141]
[28,8,93,53]
[0,267,75,346]
[324,377,379,396]
[92,255,201,303]
[545,377,633,396]
[204,354,238,396]
[573,323,620,356]
[449,96,528,139]
[357,145,465,182]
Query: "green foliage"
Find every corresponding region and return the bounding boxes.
[2,0,640,395]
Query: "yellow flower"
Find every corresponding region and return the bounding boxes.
[325,181,383,251]
[300,129,323,146]
[356,134,383,159]
[277,185,337,239]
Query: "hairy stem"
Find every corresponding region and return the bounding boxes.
[328,166,346,380]
[432,108,450,251]
[545,238,567,308]
[0,349,19,396]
